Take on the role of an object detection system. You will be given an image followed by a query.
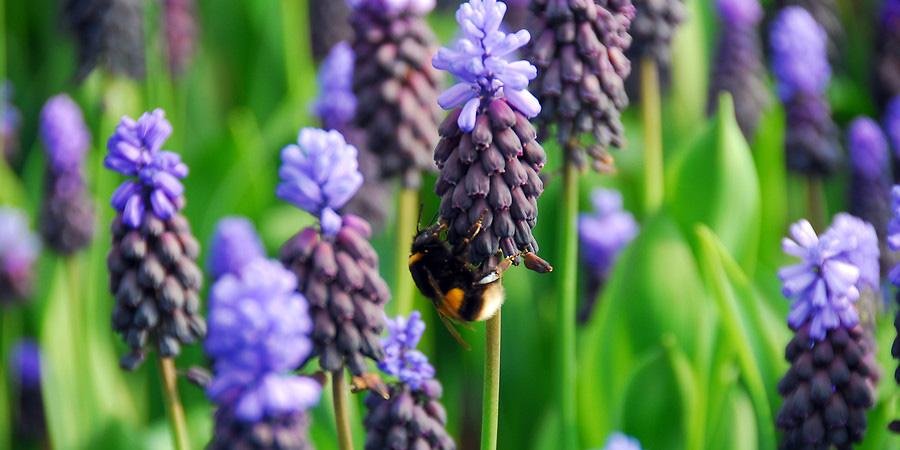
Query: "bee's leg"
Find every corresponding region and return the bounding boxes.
[351,373,390,399]
[453,209,488,255]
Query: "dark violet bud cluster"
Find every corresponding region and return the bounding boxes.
[0,208,40,306]
[577,188,638,324]
[601,433,642,450]
[528,0,635,171]
[364,312,455,450]
[628,0,685,66]
[207,217,265,281]
[349,0,443,188]
[877,1,900,107]
[886,185,900,426]
[64,0,146,80]
[886,96,900,158]
[39,94,95,254]
[277,128,390,376]
[770,7,839,176]
[707,0,768,140]
[1,82,21,161]
[9,340,45,442]
[847,118,894,272]
[105,110,205,369]
[777,0,844,65]
[434,0,547,269]
[205,259,321,450]
[308,0,352,62]
[163,0,197,76]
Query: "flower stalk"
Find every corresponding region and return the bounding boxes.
[481,311,502,450]
[558,162,579,450]
[332,370,354,450]
[641,57,663,214]
[394,187,419,315]
[157,357,190,450]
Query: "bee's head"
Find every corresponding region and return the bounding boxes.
[412,227,443,254]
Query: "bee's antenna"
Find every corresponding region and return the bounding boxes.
[416,203,425,233]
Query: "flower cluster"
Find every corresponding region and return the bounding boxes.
[887,96,900,156]
[778,217,879,341]
[364,311,455,450]
[848,118,892,265]
[163,0,197,76]
[308,0,352,62]
[0,208,40,306]
[207,217,265,281]
[887,186,900,394]
[577,188,638,323]
[433,0,540,132]
[276,128,364,237]
[877,0,900,106]
[106,109,188,228]
[313,42,357,131]
[529,0,635,170]
[39,94,95,254]
[64,0,146,79]
[629,0,685,66]
[9,340,45,441]
[778,0,844,64]
[707,0,768,140]
[347,0,435,16]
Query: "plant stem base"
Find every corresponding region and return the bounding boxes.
[158,357,191,450]
[481,311,502,450]
[333,370,355,450]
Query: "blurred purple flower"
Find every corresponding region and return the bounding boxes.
[716,0,762,26]
[848,117,889,180]
[770,7,830,100]
[105,109,188,228]
[205,259,321,422]
[828,213,880,291]
[40,94,91,172]
[578,189,639,277]
[208,217,266,280]
[1,82,21,159]
[347,0,435,16]
[276,128,363,236]
[886,96,900,157]
[887,186,900,282]
[313,42,357,131]
[0,208,40,304]
[602,433,642,450]
[433,0,539,131]
[10,340,41,390]
[378,311,435,390]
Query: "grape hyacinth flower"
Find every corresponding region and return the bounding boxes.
[627,0,685,97]
[105,109,206,370]
[308,0,352,62]
[64,0,146,80]
[39,94,95,254]
[707,0,769,140]
[207,217,265,281]
[433,0,548,269]
[313,42,393,231]
[577,188,638,324]
[205,259,321,450]
[601,433,641,450]
[1,82,20,161]
[776,218,879,448]
[349,0,443,188]
[163,0,197,76]
[277,128,389,376]
[877,0,900,107]
[528,0,636,171]
[847,118,894,272]
[770,7,840,176]
[886,96,900,158]
[0,208,40,306]
[886,186,900,432]
[9,340,46,442]
[364,312,455,450]
[777,0,844,65]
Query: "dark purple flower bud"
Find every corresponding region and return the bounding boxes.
[308,0,352,62]
[876,1,900,107]
[886,96,900,157]
[777,0,845,65]
[207,217,265,281]
[39,95,95,254]
[1,82,21,161]
[707,0,769,140]
[208,407,314,450]
[782,92,840,175]
[0,208,40,306]
[64,0,146,80]
[628,0,685,66]
[163,0,197,76]
[9,340,45,442]
[577,189,638,324]
[886,186,900,404]
[529,0,636,171]
[350,0,442,187]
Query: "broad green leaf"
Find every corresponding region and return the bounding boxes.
[666,94,761,271]
[708,387,759,450]
[751,104,788,269]
[668,0,711,146]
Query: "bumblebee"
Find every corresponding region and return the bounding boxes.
[408,220,551,331]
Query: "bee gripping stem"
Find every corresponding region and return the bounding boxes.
[481,310,502,450]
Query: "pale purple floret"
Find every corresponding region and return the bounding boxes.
[887,185,900,283]
[346,0,435,15]
[313,42,357,130]
[885,96,900,158]
[433,0,540,131]
[40,94,91,171]
[208,217,266,280]
[848,117,889,180]
[770,7,830,100]
[778,217,880,340]
[578,189,638,276]
[205,259,321,422]
[602,432,642,450]
[105,109,188,227]
[379,311,436,390]
[0,208,40,279]
[716,0,762,26]
[276,128,363,236]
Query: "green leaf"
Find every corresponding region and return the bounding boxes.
[666,94,761,272]
[751,104,788,268]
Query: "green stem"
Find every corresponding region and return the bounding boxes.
[641,57,664,214]
[0,308,22,450]
[558,163,579,450]
[480,311,502,450]
[280,0,304,107]
[806,176,827,230]
[332,370,355,450]
[394,187,419,315]
[157,357,191,450]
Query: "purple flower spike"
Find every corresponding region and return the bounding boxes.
[205,259,320,422]
[716,0,762,26]
[828,213,880,291]
[10,340,41,390]
[578,189,639,276]
[770,7,830,101]
[603,433,642,450]
[105,109,188,228]
[347,0,435,16]
[886,96,900,157]
[379,311,435,390]
[887,186,900,282]
[0,208,40,305]
[433,0,539,131]
[277,128,363,236]
[313,42,357,130]
[40,95,90,171]
[208,217,266,280]
[848,117,889,180]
